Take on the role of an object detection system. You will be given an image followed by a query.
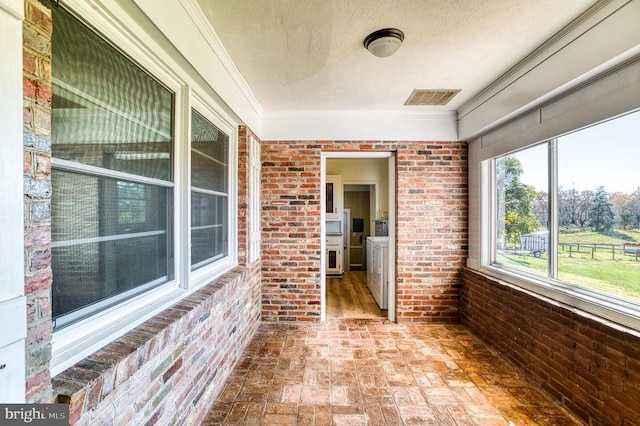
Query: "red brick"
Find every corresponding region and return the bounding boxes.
[24,103,33,126]
[23,50,37,74]
[29,248,51,270]
[36,154,50,175]
[27,2,52,35]
[25,369,51,401]
[24,75,37,98]
[24,225,51,247]
[26,319,52,346]
[40,59,51,80]
[24,151,32,173]
[36,82,51,106]
[34,104,50,131]
[25,271,52,294]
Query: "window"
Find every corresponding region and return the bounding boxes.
[494,143,549,277]
[51,6,174,328]
[248,135,261,263]
[50,5,237,372]
[490,109,640,306]
[191,110,229,268]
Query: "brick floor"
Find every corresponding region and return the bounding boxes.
[203,319,583,425]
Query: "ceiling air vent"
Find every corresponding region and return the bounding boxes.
[404,89,461,106]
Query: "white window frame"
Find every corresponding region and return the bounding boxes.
[480,116,640,333]
[248,135,261,263]
[189,94,237,287]
[51,1,238,375]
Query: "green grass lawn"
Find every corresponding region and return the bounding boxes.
[498,230,640,303]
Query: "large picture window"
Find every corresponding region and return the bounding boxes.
[491,109,640,305]
[51,7,174,328]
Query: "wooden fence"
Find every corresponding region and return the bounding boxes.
[558,243,640,260]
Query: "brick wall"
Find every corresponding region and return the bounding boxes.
[261,141,468,322]
[396,143,468,322]
[460,268,640,424]
[53,265,261,425]
[23,0,54,403]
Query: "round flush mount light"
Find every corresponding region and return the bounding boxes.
[363,28,404,58]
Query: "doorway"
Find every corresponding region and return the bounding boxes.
[321,153,396,322]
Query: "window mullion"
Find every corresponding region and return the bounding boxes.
[483,159,496,266]
[176,85,192,289]
[548,139,558,279]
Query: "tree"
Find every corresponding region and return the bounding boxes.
[610,193,635,230]
[496,156,541,247]
[577,190,594,229]
[588,186,614,232]
[532,190,548,228]
[558,186,581,229]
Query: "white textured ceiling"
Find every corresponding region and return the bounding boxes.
[196,0,595,113]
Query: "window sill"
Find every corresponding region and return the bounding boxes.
[52,266,247,424]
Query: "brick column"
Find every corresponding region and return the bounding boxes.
[23,0,54,403]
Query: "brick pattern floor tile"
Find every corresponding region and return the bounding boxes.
[203,320,583,425]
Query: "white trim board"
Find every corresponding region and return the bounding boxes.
[262,110,457,142]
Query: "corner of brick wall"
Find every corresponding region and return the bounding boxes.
[23,0,54,403]
[260,140,468,322]
[261,141,322,322]
[460,267,640,424]
[396,142,468,323]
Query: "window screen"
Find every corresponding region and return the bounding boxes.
[51,7,174,327]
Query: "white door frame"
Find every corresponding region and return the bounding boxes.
[321,152,396,322]
[342,208,350,272]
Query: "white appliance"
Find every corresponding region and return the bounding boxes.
[375,220,388,236]
[366,236,389,309]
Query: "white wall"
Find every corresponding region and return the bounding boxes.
[327,158,389,218]
[0,0,26,403]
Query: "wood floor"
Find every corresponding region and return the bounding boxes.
[326,271,387,319]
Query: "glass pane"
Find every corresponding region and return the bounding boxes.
[191,192,228,267]
[495,144,549,276]
[191,110,228,192]
[328,250,337,268]
[191,109,229,269]
[326,182,334,213]
[51,170,173,320]
[52,235,169,319]
[52,170,170,241]
[558,111,640,302]
[51,7,173,181]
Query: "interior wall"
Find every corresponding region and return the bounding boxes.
[261,141,467,323]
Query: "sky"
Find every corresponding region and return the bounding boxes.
[515,110,640,194]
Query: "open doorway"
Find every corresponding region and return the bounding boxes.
[321,153,396,321]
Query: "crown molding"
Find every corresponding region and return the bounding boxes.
[0,0,23,20]
[177,0,263,118]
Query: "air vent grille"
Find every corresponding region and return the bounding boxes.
[404,89,461,106]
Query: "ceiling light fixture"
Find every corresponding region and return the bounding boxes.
[363,28,404,58]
